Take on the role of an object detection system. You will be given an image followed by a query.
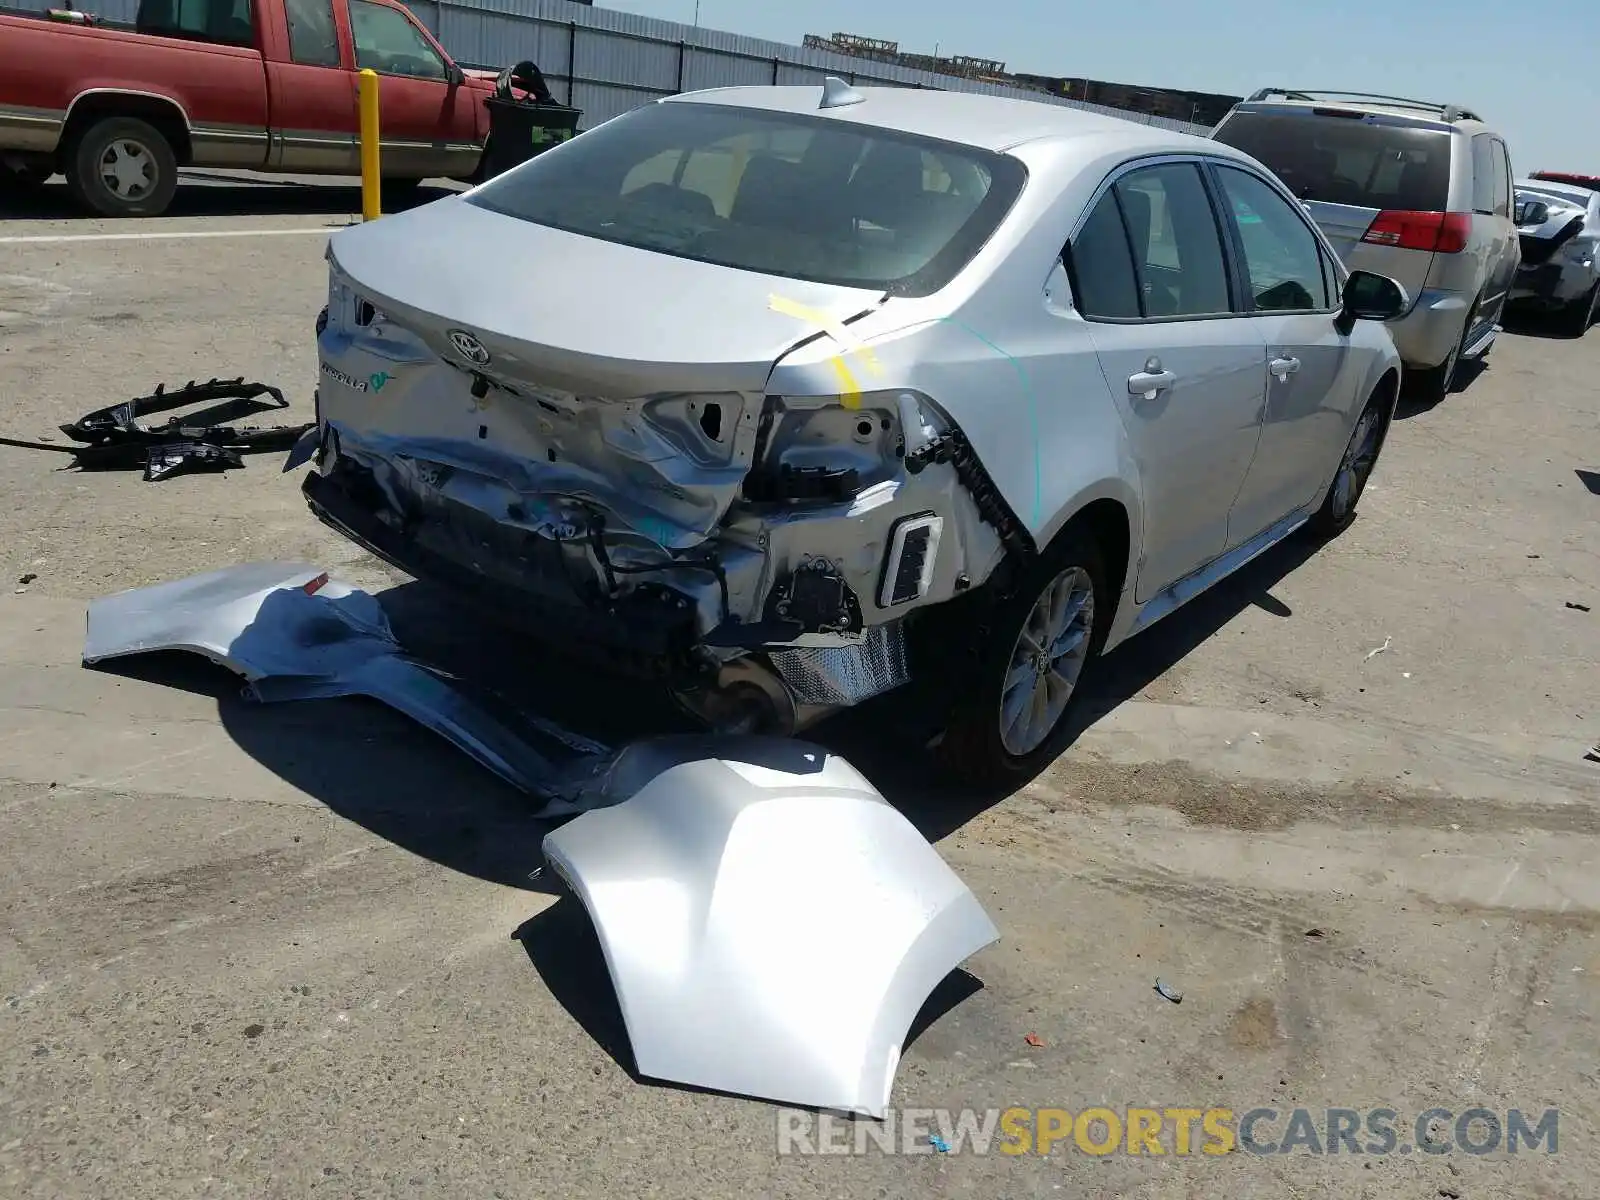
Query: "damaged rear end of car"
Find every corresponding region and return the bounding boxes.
[303,95,1028,734]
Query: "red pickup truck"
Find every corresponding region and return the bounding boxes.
[0,0,502,216]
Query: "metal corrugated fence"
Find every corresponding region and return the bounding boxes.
[17,0,1212,136]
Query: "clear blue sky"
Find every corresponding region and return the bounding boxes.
[602,0,1597,176]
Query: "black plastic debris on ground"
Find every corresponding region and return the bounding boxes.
[0,377,312,481]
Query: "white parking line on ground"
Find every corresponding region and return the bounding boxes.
[0,227,347,245]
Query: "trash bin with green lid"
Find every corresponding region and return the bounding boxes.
[481,61,582,180]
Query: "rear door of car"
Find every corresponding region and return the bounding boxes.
[1207,159,1368,537]
[1212,105,1455,307]
[1062,156,1269,602]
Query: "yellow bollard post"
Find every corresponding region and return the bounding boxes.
[358,68,381,221]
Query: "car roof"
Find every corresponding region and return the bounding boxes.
[1516,178,1596,205]
[663,82,1221,156]
[1223,98,1486,135]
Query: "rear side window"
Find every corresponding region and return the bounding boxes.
[1068,191,1141,319]
[1115,163,1232,317]
[1490,139,1511,217]
[1213,110,1452,212]
[467,101,1027,296]
[285,0,340,67]
[135,0,255,47]
[1471,136,1496,215]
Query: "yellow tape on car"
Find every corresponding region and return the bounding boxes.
[768,293,882,409]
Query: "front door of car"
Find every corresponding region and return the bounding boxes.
[1208,161,1366,539]
[348,0,479,180]
[1064,159,1270,603]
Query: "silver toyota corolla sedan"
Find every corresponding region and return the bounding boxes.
[302,79,1407,787]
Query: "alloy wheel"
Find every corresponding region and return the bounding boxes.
[998,565,1096,757]
[1330,405,1383,522]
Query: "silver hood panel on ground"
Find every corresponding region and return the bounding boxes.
[541,736,1000,1116]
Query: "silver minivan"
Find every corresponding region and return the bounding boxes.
[1211,90,1520,403]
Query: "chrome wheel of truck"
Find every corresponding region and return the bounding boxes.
[99,139,156,201]
[66,116,179,218]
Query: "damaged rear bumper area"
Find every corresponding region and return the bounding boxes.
[1508,260,1592,310]
[82,563,999,1116]
[304,287,1017,730]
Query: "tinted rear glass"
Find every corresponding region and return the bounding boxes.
[466,101,1026,296]
[1212,111,1452,211]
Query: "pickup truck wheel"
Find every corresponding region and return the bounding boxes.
[935,526,1110,792]
[66,117,178,218]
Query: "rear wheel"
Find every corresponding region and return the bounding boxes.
[935,526,1110,790]
[65,117,178,218]
[1409,297,1477,406]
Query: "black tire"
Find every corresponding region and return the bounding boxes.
[1307,384,1392,540]
[65,116,178,218]
[1561,280,1599,337]
[1409,297,1477,406]
[934,525,1112,791]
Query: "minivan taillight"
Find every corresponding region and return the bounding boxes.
[1361,210,1471,254]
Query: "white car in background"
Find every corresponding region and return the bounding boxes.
[303,80,1408,786]
[1509,177,1600,335]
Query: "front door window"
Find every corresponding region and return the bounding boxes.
[349,0,447,80]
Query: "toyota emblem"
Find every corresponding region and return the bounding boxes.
[446,329,490,365]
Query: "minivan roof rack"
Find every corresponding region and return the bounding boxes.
[1245,88,1481,123]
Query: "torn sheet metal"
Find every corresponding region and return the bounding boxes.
[81,562,602,808]
[62,376,290,443]
[0,378,313,480]
[541,737,1000,1116]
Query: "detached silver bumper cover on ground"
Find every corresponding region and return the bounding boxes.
[81,563,999,1116]
[81,561,606,813]
[543,736,1000,1117]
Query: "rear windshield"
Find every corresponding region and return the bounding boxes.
[1212,110,1453,211]
[465,100,1026,296]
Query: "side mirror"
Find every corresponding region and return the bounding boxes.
[1335,269,1409,334]
[1514,198,1549,226]
[446,61,466,88]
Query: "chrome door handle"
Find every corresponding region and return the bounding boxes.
[1127,370,1176,399]
[1269,355,1301,380]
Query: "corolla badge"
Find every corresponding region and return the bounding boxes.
[446,329,490,365]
